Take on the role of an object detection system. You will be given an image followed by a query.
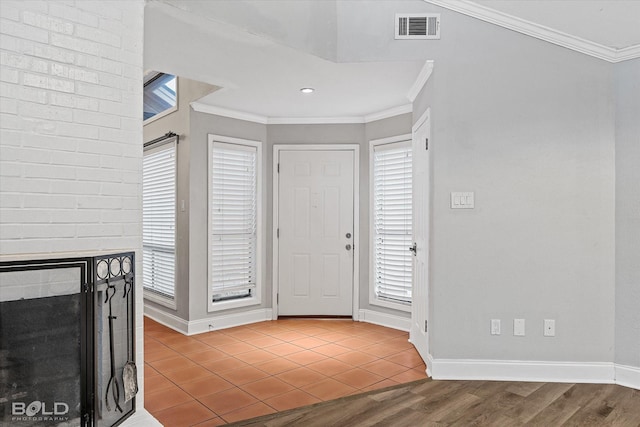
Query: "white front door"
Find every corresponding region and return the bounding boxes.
[277,149,354,316]
[411,110,431,364]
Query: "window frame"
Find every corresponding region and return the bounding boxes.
[207,134,263,312]
[142,136,177,309]
[143,71,178,125]
[369,134,413,312]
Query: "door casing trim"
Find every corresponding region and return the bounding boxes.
[272,144,361,320]
[409,109,432,364]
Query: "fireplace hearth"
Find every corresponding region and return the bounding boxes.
[0,253,137,426]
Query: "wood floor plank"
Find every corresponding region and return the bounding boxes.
[525,383,610,426]
[353,399,424,427]
[504,382,576,423]
[562,384,628,427]
[465,380,512,399]
[449,390,524,426]
[229,379,640,427]
[506,381,546,397]
[425,391,482,422]
[408,380,469,413]
[604,387,640,426]
[377,410,447,427]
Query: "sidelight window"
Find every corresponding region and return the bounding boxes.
[370,137,413,310]
[208,135,262,311]
[142,137,176,306]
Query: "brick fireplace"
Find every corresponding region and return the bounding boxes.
[0,253,137,426]
[0,1,147,425]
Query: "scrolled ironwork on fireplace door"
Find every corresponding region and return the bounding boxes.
[0,252,137,427]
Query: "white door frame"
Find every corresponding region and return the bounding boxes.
[410,109,432,373]
[272,144,360,320]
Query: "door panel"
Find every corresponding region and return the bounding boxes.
[278,150,354,316]
[411,112,431,364]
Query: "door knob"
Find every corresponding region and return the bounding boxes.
[345,244,352,251]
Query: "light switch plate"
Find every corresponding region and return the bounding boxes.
[514,319,525,336]
[491,319,501,335]
[451,192,474,209]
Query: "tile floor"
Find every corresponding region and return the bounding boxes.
[144,317,428,426]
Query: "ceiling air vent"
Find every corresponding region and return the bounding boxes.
[395,13,440,40]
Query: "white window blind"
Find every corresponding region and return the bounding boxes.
[210,141,257,303]
[142,141,176,299]
[373,141,412,304]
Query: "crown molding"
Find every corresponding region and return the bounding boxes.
[364,104,413,123]
[407,60,434,102]
[190,102,268,124]
[192,102,413,125]
[267,116,365,125]
[615,45,640,63]
[424,0,640,63]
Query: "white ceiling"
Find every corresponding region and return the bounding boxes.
[146,0,640,122]
[146,1,424,122]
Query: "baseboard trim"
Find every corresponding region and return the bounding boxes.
[144,304,273,336]
[144,303,189,334]
[122,408,162,427]
[186,309,273,335]
[425,353,434,377]
[615,364,640,390]
[430,358,615,384]
[358,309,411,332]
[144,303,639,391]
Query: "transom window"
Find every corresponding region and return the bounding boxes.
[144,72,177,123]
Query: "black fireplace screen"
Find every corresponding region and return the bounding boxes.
[0,253,136,427]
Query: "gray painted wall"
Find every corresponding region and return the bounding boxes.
[267,116,413,318]
[172,115,413,322]
[614,59,640,368]
[143,77,217,320]
[144,1,634,369]
[267,123,367,317]
[408,6,616,361]
[189,112,268,320]
[364,114,414,316]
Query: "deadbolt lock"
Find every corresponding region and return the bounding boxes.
[346,233,352,238]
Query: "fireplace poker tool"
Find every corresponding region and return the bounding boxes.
[122,275,138,403]
[105,282,123,413]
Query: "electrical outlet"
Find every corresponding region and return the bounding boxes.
[514,319,525,336]
[544,319,555,337]
[491,319,501,335]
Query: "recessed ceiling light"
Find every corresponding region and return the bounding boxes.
[300,87,314,94]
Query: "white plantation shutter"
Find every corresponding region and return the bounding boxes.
[210,141,257,302]
[373,141,412,304]
[143,141,176,298]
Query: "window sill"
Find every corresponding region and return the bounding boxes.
[208,296,261,313]
[144,289,176,310]
[370,296,411,313]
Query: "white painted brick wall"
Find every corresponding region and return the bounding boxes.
[0,0,144,255]
[0,0,148,418]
